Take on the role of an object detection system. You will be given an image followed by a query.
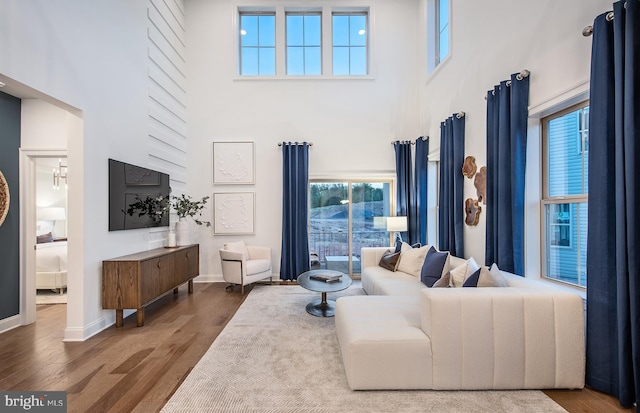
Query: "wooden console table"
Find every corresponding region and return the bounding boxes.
[102,244,199,327]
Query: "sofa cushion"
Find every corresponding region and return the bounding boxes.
[463,267,481,287]
[397,244,430,277]
[378,250,400,271]
[431,272,451,288]
[478,264,509,287]
[420,247,450,287]
[450,257,480,287]
[246,258,271,275]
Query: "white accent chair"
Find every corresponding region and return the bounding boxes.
[219,241,272,294]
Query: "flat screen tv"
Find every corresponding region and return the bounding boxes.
[108,159,170,231]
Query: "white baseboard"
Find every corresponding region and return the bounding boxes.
[63,313,114,342]
[194,273,224,283]
[0,314,21,334]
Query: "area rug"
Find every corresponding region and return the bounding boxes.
[161,285,567,413]
[36,290,67,305]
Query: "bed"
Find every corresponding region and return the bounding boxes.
[36,239,67,294]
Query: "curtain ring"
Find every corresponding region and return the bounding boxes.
[506,80,512,87]
[606,11,614,21]
[582,25,593,36]
[516,69,530,80]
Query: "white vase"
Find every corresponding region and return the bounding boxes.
[175,217,191,246]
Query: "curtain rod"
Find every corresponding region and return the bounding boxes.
[484,70,530,99]
[583,11,614,36]
[390,136,429,145]
[277,142,313,146]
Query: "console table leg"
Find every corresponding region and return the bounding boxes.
[136,308,144,327]
[188,279,193,294]
[116,310,123,328]
[173,287,179,294]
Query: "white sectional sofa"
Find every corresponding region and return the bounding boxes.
[335,246,585,391]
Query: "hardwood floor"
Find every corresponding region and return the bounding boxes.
[0,282,635,413]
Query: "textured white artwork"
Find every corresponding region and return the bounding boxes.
[213,141,255,184]
[214,192,255,234]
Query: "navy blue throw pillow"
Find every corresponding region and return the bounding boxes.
[420,246,449,287]
[463,267,481,287]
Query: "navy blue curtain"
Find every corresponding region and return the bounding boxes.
[394,141,418,244]
[586,2,639,408]
[280,142,310,281]
[438,114,464,256]
[484,73,529,275]
[414,136,429,245]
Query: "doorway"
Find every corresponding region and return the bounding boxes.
[309,180,393,275]
[34,157,68,305]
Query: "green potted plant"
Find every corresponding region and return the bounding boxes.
[171,194,211,246]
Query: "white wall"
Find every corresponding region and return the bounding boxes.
[1,0,163,340]
[186,0,423,278]
[420,0,611,272]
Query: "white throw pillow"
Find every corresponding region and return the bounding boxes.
[396,245,430,277]
[478,263,509,287]
[449,257,480,287]
[224,240,250,261]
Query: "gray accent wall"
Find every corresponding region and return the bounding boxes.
[0,91,21,320]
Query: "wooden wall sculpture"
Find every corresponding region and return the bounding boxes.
[462,156,477,178]
[474,166,487,204]
[465,198,481,226]
[0,171,9,227]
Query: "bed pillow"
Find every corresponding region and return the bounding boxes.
[420,246,450,287]
[396,244,430,277]
[37,232,54,244]
[378,250,401,271]
[449,257,480,287]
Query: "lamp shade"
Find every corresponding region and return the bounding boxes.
[38,207,66,221]
[386,216,407,232]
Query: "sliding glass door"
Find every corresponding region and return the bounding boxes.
[309,180,392,275]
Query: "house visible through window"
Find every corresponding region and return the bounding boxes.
[542,102,589,287]
[239,12,276,76]
[286,12,322,75]
[332,12,368,75]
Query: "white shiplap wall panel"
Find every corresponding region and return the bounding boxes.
[149,0,186,47]
[148,43,186,87]
[149,104,188,138]
[149,80,186,124]
[147,0,187,197]
[148,26,186,76]
[149,120,187,153]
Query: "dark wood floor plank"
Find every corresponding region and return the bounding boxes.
[0,283,633,413]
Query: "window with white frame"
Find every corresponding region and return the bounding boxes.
[427,0,450,74]
[239,12,276,76]
[332,12,368,75]
[542,102,589,287]
[286,12,322,75]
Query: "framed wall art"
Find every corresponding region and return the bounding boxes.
[213,192,255,235]
[0,170,9,227]
[213,141,255,184]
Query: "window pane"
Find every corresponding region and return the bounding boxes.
[438,24,449,62]
[438,0,449,32]
[287,47,304,75]
[332,15,349,46]
[349,15,367,46]
[241,15,258,46]
[259,48,275,75]
[544,202,587,287]
[304,15,321,46]
[306,46,322,75]
[309,182,391,275]
[333,47,350,75]
[240,48,259,75]
[547,108,588,197]
[259,15,275,47]
[287,15,303,46]
[350,47,367,75]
